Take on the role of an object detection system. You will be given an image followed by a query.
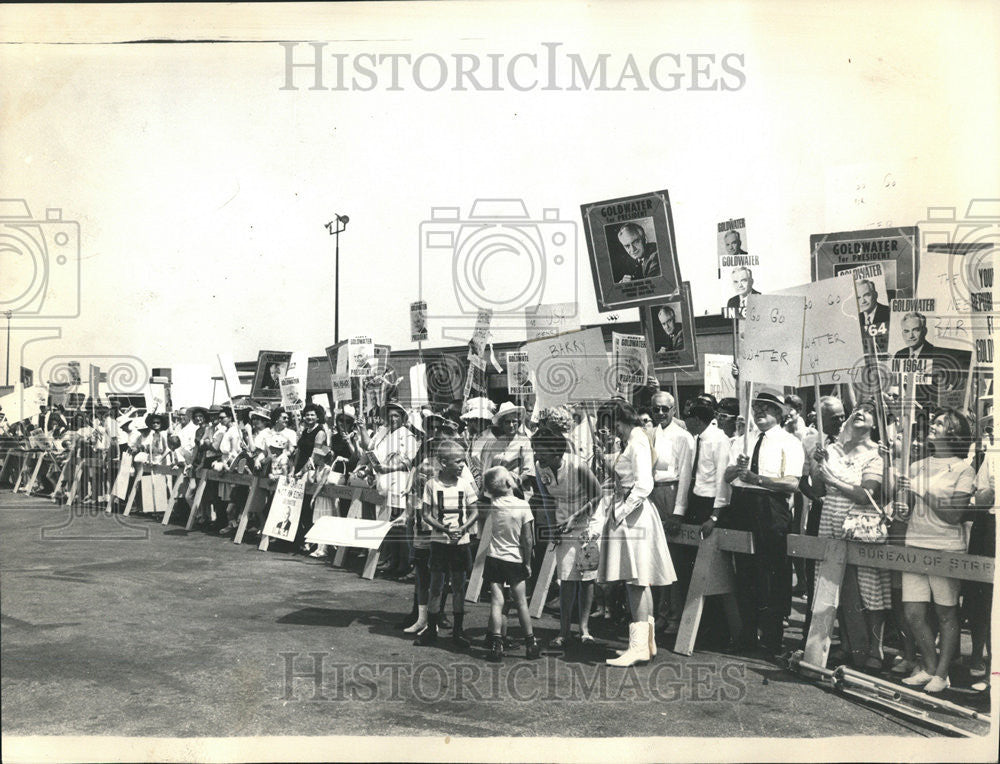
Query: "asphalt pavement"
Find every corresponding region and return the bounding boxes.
[1,492,921,739]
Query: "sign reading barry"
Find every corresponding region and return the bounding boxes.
[523,327,616,407]
[581,190,682,312]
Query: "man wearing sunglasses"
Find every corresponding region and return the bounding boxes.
[648,391,695,636]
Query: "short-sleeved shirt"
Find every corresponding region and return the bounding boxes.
[486,495,534,563]
[905,456,975,551]
[423,474,479,545]
[728,425,805,489]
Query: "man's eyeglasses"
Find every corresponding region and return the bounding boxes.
[651,405,673,412]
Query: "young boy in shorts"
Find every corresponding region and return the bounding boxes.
[416,440,479,648]
[482,466,540,662]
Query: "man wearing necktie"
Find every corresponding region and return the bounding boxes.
[856,278,890,355]
[722,390,804,657]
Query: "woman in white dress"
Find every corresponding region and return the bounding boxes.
[596,399,676,667]
[533,429,603,647]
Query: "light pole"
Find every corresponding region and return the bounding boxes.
[4,310,11,386]
[325,214,350,344]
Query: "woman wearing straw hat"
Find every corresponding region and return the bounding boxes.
[481,401,534,496]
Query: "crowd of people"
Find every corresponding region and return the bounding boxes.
[0,381,993,689]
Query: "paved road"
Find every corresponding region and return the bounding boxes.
[1,493,919,739]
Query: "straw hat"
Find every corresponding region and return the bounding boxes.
[493,401,525,426]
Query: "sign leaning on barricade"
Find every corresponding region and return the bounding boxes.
[670,524,755,656]
[300,476,389,579]
[786,534,995,669]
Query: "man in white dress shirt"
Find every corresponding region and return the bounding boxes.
[722,390,804,657]
[648,391,695,634]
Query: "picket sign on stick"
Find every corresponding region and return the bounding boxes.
[528,541,560,619]
[465,511,495,603]
[740,293,806,389]
[813,376,824,443]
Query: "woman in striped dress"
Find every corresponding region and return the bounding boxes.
[812,401,891,671]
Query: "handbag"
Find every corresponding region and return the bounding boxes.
[576,530,601,572]
[841,492,891,544]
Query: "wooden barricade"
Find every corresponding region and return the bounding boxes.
[123,462,178,516]
[671,524,754,656]
[0,447,23,486]
[12,449,43,493]
[787,534,996,668]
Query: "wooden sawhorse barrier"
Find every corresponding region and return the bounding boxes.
[10,449,44,494]
[0,447,22,487]
[122,462,182,516]
[787,534,996,668]
[325,479,386,579]
[672,524,754,656]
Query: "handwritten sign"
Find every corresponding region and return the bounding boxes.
[785,275,864,381]
[523,327,615,407]
[739,294,805,387]
[525,302,580,341]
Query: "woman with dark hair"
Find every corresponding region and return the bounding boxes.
[292,403,328,551]
[595,398,676,666]
[532,428,603,647]
[897,407,975,693]
[811,400,891,670]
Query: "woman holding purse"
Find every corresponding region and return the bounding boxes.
[596,399,676,667]
[812,400,891,672]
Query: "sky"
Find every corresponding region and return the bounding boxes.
[2,1,998,397]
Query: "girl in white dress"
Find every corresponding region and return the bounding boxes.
[596,399,676,667]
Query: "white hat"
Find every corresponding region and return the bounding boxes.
[461,396,496,421]
[492,401,525,426]
[408,408,424,433]
[337,403,357,420]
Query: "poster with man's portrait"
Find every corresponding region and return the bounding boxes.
[811,226,918,299]
[581,190,682,312]
[251,350,291,401]
[843,262,892,356]
[717,218,760,319]
[640,281,698,372]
